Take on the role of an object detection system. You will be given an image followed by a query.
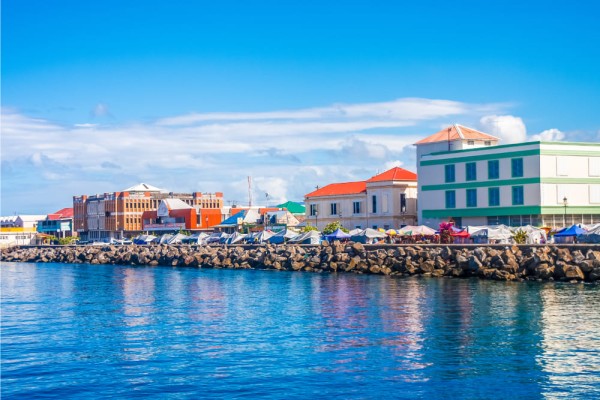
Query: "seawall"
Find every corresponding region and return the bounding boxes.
[2,243,600,282]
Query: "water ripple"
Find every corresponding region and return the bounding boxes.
[2,262,600,399]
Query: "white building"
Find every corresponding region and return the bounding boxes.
[0,214,47,247]
[304,167,418,230]
[416,124,600,228]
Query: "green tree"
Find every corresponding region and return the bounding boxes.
[513,229,527,244]
[322,221,349,234]
[58,236,76,245]
[301,225,318,233]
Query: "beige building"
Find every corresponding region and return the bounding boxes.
[304,167,418,230]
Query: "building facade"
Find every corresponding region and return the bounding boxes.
[416,125,600,228]
[304,167,418,230]
[74,183,224,240]
[37,208,75,238]
[0,215,47,247]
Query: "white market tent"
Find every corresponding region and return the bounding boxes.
[246,230,275,244]
[513,225,547,244]
[398,225,437,236]
[577,224,600,244]
[267,229,299,244]
[469,225,514,244]
[181,232,209,244]
[167,233,189,244]
[288,230,322,245]
[225,232,247,244]
[133,234,157,245]
[350,228,387,244]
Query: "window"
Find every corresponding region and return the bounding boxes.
[309,204,318,216]
[353,201,361,214]
[510,215,522,227]
[591,185,600,204]
[511,158,524,178]
[445,165,455,183]
[512,186,524,205]
[467,140,475,145]
[372,195,377,213]
[382,194,389,213]
[488,160,500,179]
[557,157,569,176]
[487,216,500,225]
[400,193,407,213]
[590,158,600,177]
[484,141,492,146]
[445,191,456,209]
[466,189,477,207]
[488,187,500,207]
[330,203,338,216]
[557,184,568,204]
[466,162,477,181]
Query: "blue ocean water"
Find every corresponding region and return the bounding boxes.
[2,262,600,399]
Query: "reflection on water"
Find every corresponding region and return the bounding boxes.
[538,284,600,398]
[2,262,600,399]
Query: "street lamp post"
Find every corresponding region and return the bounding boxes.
[563,196,568,227]
[315,211,319,230]
[338,212,342,228]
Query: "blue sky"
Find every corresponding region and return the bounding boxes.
[2,0,599,213]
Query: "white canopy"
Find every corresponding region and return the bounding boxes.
[578,224,600,243]
[398,225,437,236]
[288,230,321,244]
[469,225,514,240]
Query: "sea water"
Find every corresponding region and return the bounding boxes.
[2,262,600,399]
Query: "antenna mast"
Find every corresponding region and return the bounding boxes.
[247,176,253,207]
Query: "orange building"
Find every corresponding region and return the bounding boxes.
[73,183,224,241]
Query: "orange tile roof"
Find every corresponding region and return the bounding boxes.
[414,124,499,145]
[305,181,367,198]
[367,167,417,182]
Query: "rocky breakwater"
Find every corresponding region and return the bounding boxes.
[2,243,600,282]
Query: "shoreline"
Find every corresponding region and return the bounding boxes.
[3,243,600,283]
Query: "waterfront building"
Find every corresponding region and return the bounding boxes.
[416,124,600,228]
[0,214,47,247]
[304,167,418,231]
[73,183,224,241]
[141,199,222,232]
[37,207,75,238]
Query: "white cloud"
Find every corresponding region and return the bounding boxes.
[529,128,565,141]
[480,115,527,144]
[157,98,480,126]
[384,160,404,170]
[1,98,510,212]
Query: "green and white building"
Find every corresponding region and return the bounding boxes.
[416,124,600,228]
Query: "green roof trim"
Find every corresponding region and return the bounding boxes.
[420,149,540,166]
[276,201,306,215]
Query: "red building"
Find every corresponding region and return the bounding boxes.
[142,199,222,232]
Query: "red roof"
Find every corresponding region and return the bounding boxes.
[367,167,417,182]
[305,181,367,198]
[47,207,74,220]
[415,124,499,145]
